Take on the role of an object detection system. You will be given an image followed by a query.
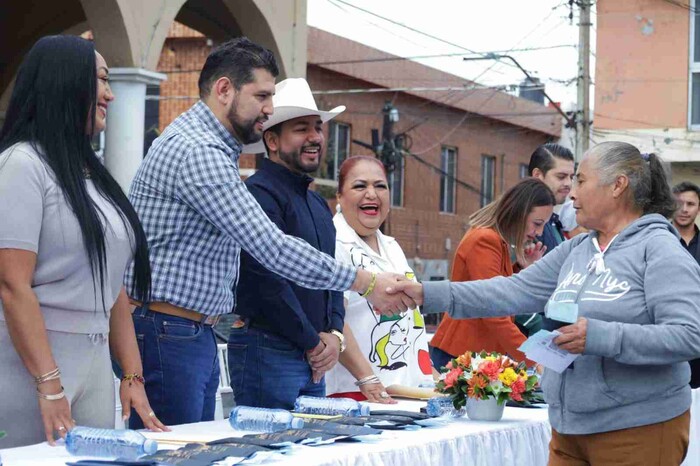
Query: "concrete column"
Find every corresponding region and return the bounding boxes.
[104,68,166,193]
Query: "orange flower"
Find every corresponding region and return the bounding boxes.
[467,374,488,398]
[456,353,472,368]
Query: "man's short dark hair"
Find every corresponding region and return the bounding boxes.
[672,181,700,200]
[528,143,574,176]
[262,122,284,155]
[198,37,279,99]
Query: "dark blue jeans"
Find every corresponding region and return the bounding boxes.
[430,345,456,371]
[130,306,220,428]
[227,324,325,410]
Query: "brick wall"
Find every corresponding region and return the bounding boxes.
[156,24,553,271]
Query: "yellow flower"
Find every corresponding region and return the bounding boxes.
[498,367,518,387]
[485,356,497,362]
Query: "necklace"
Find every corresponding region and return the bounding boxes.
[83,167,92,179]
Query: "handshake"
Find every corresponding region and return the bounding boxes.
[352,270,425,316]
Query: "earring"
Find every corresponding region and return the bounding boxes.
[336,204,342,214]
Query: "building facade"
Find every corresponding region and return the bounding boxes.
[594,0,700,185]
[153,25,561,293]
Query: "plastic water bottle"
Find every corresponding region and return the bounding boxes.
[65,426,158,459]
[293,396,371,417]
[228,406,304,432]
[426,396,465,417]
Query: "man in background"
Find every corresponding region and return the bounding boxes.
[516,143,575,335]
[672,181,700,388]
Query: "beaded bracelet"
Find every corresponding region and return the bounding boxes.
[121,373,145,387]
[34,368,61,385]
[360,272,377,299]
[37,386,65,401]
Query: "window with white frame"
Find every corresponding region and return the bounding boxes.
[481,155,496,207]
[691,2,700,127]
[439,146,456,213]
[325,122,350,180]
[389,154,404,207]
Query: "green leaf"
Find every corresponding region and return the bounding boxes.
[0,430,5,439]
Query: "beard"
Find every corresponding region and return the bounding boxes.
[227,97,266,145]
[279,144,321,174]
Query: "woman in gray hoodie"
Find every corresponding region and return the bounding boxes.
[389,141,700,465]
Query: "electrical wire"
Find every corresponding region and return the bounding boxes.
[313,44,577,66]
[327,0,522,72]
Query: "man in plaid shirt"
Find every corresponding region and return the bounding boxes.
[124,37,413,428]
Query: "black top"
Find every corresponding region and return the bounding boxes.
[680,225,700,388]
[235,158,344,351]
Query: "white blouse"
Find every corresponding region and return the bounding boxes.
[325,213,433,395]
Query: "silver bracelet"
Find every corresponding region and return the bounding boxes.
[355,375,381,387]
[37,386,66,401]
[354,375,377,386]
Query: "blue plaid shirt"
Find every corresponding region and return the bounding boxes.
[124,101,357,316]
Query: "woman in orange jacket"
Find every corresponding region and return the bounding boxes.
[430,178,555,369]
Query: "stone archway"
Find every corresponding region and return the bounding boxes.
[1,0,307,190]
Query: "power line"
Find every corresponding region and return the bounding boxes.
[325,0,427,49]
[401,149,482,196]
[328,0,522,72]
[313,44,577,66]
[660,0,698,14]
[469,3,569,84]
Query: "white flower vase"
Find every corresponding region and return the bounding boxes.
[466,397,505,421]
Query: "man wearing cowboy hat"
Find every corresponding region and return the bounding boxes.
[229,78,348,409]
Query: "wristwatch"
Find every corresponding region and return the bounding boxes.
[329,329,346,353]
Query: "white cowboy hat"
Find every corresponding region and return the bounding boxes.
[243,78,345,154]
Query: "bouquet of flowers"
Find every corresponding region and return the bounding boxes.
[435,351,539,409]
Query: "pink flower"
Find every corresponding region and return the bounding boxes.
[445,361,453,370]
[510,378,526,401]
[444,367,463,388]
[477,360,501,381]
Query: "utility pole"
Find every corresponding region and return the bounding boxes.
[351,101,400,233]
[576,0,592,162]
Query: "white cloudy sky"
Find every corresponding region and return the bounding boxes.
[307,0,596,110]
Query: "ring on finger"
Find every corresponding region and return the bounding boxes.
[380,391,390,398]
[57,426,66,431]
[148,411,156,417]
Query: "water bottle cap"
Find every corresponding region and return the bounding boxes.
[291,417,304,429]
[359,403,371,416]
[143,439,158,454]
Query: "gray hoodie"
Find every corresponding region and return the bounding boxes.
[423,214,700,434]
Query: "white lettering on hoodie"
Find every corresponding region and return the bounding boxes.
[551,263,631,302]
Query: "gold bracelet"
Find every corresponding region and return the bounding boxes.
[37,386,65,401]
[360,272,377,298]
[34,368,61,385]
[122,373,146,386]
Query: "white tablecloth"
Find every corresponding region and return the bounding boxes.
[0,400,551,466]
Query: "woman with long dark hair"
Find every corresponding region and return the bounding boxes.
[0,35,167,448]
[429,178,555,370]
